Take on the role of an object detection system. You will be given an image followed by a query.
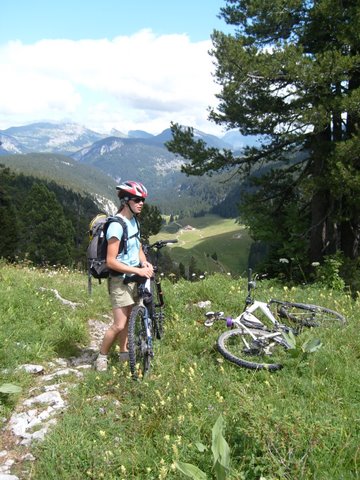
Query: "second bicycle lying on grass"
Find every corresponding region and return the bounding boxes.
[205,269,346,371]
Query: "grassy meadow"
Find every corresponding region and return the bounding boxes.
[152,215,252,276]
[0,261,359,479]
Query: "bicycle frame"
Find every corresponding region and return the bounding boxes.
[218,267,294,350]
[230,301,292,348]
[153,279,164,308]
[233,300,281,329]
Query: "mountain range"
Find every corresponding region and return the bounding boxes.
[0,121,258,155]
[0,121,258,214]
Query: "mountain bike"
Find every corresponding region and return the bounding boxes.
[125,239,178,380]
[206,269,345,371]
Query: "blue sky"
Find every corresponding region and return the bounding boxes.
[1,0,226,43]
[0,0,231,135]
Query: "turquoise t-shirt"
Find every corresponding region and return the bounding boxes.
[106,215,140,267]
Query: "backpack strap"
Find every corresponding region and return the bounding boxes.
[128,216,141,244]
[104,216,129,254]
[104,215,140,255]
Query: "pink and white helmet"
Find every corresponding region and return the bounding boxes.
[116,180,148,199]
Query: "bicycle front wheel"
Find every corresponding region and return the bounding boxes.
[128,305,152,380]
[217,328,287,371]
[271,300,346,328]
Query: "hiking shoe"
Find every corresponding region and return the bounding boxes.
[119,351,129,362]
[94,353,108,372]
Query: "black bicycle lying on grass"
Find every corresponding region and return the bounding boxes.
[205,269,346,371]
[125,239,178,380]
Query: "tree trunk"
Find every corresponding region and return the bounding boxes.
[340,218,360,259]
[340,50,360,259]
[309,128,335,262]
[310,189,328,262]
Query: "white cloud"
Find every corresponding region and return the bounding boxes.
[0,30,224,135]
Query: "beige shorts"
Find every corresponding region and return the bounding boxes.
[108,276,139,309]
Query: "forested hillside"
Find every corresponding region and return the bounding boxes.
[0,165,100,266]
[71,133,244,216]
[0,150,248,219]
[0,164,163,268]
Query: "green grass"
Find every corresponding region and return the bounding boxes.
[1,263,359,479]
[152,214,252,275]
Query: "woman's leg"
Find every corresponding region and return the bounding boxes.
[100,305,133,355]
[95,279,138,371]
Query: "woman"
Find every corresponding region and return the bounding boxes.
[94,181,153,372]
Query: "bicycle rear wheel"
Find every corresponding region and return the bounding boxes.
[128,305,152,380]
[271,300,346,328]
[217,328,287,371]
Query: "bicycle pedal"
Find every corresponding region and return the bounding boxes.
[204,318,215,327]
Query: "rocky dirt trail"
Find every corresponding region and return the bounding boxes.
[0,317,110,480]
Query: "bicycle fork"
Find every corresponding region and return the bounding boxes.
[155,280,164,308]
[143,308,154,358]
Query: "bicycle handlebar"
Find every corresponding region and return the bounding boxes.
[148,239,178,250]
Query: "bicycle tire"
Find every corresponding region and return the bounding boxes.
[128,305,152,380]
[217,328,286,371]
[271,300,346,327]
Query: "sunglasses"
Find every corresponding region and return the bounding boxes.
[130,197,145,204]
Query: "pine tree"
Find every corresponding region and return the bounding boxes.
[167,0,360,275]
[0,182,19,260]
[139,203,162,243]
[22,183,75,266]
[179,262,186,279]
[189,256,199,280]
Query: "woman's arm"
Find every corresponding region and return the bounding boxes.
[106,238,153,277]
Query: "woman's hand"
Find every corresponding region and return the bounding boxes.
[138,263,154,278]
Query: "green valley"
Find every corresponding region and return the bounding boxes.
[151,214,252,275]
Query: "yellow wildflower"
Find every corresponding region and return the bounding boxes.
[159,466,168,479]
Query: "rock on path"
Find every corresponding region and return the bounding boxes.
[0,317,110,479]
